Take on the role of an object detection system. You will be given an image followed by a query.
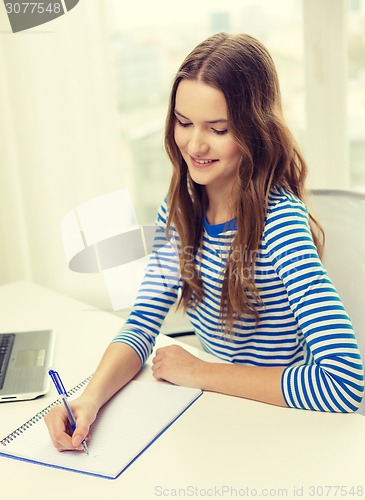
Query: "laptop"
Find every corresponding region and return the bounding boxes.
[0,330,55,402]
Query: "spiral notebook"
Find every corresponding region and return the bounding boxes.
[0,378,202,479]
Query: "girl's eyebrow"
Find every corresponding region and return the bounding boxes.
[174,109,227,125]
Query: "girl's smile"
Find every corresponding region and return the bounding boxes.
[189,156,219,168]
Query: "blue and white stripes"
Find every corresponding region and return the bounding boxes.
[113,187,364,412]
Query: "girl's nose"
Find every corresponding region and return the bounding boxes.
[188,129,209,156]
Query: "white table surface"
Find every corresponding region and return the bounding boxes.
[1,281,365,500]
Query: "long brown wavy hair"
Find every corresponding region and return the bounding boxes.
[164,33,324,334]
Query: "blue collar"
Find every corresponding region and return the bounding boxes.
[203,215,237,237]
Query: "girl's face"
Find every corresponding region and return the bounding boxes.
[174,79,242,199]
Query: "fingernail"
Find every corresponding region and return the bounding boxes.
[72,435,82,448]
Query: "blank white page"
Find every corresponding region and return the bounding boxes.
[0,380,202,479]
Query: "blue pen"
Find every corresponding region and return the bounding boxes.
[48,370,89,455]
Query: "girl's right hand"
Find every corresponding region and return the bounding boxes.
[44,395,98,451]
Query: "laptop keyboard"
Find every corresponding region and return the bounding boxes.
[0,334,15,390]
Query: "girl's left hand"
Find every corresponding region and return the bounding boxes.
[151,345,205,388]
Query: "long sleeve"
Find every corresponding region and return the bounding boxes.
[112,202,181,364]
[263,193,364,412]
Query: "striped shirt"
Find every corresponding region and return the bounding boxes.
[113,187,364,412]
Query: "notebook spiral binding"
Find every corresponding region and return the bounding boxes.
[0,375,92,446]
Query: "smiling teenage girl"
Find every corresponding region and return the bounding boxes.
[45,33,364,452]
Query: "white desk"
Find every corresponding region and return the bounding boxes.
[1,281,365,500]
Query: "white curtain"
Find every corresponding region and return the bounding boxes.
[0,1,127,309]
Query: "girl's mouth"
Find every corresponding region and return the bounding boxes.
[190,156,218,168]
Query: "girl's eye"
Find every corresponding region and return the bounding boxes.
[212,128,228,135]
[175,117,228,135]
[176,118,191,128]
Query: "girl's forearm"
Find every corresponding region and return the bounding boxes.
[198,362,287,407]
[81,342,142,411]
[152,345,288,408]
